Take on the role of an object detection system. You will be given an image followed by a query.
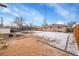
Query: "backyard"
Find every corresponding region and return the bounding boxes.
[0,31,78,56]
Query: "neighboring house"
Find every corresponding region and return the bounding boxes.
[34,24,68,32]
[0,28,10,34]
[45,24,68,32]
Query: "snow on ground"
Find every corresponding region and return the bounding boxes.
[33,31,79,55]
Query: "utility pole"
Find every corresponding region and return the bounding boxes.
[0,4,7,27]
[1,18,3,27]
[0,17,3,27]
[43,5,48,31]
[43,4,48,27]
[42,5,48,31]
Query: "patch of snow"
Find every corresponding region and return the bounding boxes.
[33,31,79,55]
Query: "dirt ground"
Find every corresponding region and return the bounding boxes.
[0,34,72,56]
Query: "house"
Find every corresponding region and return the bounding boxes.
[45,24,68,32]
[0,28,10,34]
[34,24,68,32]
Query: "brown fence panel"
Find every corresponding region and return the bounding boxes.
[73,24,79,49]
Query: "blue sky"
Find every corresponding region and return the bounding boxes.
[0,3,79,26]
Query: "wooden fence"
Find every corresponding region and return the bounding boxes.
[73,24,79,49]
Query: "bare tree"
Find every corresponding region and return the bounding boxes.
[14,16,25,31]
[67,21,77,28]
[67,21,77,32]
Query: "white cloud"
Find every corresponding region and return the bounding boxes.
[0,4,45,26]
[3,17,14,26]
[4,8,10,12]
[14,7,18,12]
[12,12,19,17]
[30,9,44,22]
[56,21,64,24]
[54,4,76,20]
[46,3,77,21]
[0,7,19,17]
[1,8,11,13]
[20,6,44,22]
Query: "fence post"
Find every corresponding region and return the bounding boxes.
[65,33,70,51]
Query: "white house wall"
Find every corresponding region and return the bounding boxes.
[0,28,10,34]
